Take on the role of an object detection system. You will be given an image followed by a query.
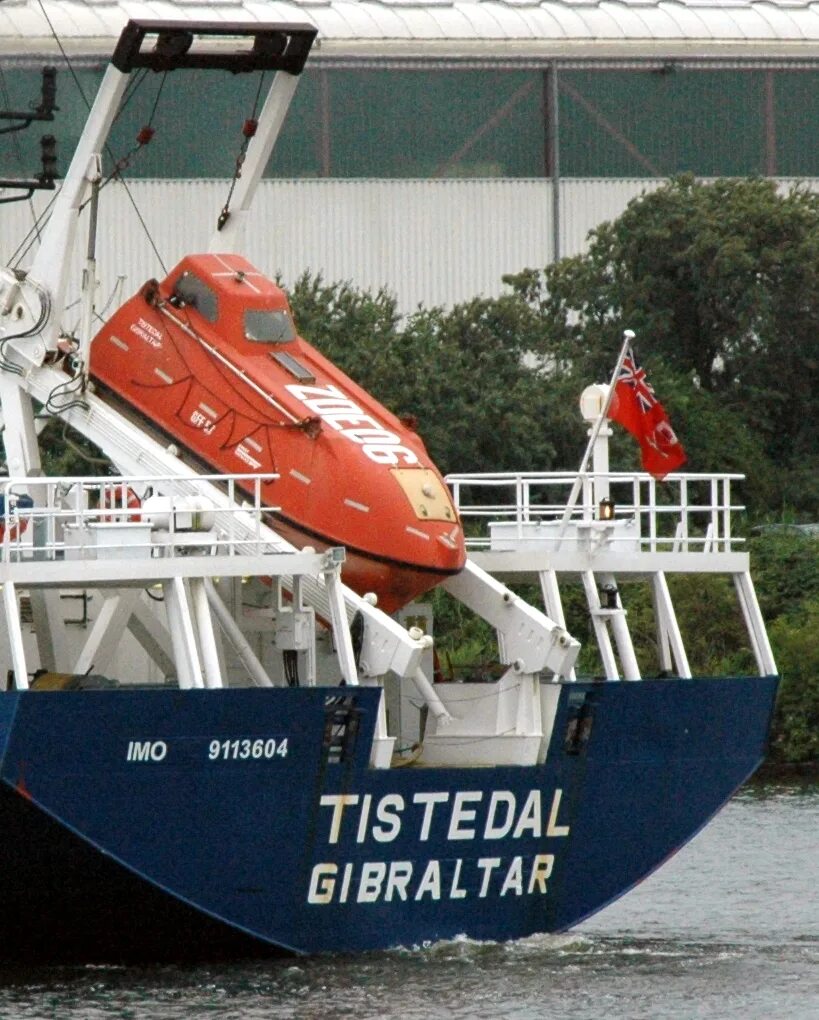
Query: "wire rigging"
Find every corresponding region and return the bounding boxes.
[84,69,167,206]
[36,0,91,113]
[7,190,58,268]
[7,14,278,404]
[11,14,169,279]
[116,181,168,279]
[217,72,267,231]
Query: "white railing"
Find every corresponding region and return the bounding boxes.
[446,471,746,554]
[0,472,281,562]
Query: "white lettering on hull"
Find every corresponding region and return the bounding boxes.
[318,788,571,845]
[309,788,570,907]
[285,383,420,467]
[126,740,167,762]
[306,853,556,905]
[130,317,163,349]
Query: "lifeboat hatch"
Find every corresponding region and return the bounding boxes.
[270,350,315,382]
[391,468,457,523]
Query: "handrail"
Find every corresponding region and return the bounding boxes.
[0,472,282,562]
[446,470,746,555]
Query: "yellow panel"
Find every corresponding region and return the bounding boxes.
[391,468,457,523]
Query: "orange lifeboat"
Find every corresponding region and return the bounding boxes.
[88,253,466,612]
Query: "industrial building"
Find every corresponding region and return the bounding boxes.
[3,0,819,308]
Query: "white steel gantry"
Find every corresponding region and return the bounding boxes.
[0,20,581,771]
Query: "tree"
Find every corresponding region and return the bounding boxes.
[767,600,819,763]
[287,275,567,475]
[505,176,819,513]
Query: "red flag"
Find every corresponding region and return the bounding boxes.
[609,346,686,479]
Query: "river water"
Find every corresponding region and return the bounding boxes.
[0,777,815,1020]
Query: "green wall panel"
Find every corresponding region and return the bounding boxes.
[2,64,819,183]
[559,70,767,177]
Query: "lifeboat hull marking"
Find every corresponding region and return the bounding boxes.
[285,383,420,467]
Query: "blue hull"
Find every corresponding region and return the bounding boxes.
[0,676,777,961]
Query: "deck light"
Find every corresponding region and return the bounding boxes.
[598,497,615,521]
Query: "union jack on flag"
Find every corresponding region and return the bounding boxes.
[618,352,657,414]
[609,344,686,480]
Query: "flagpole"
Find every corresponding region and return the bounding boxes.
[557,329,634,538]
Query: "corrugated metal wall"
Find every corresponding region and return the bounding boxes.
[0,177,695,315]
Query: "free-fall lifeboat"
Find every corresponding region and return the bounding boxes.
[88,252,466,611]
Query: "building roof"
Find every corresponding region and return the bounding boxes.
[4,1,819,65]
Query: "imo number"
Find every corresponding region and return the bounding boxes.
[208,737,289,761]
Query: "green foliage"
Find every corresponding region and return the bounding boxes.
[506,176,819,512]
[666,575,756,675]
[288,276,562,475]
[748,530,819,619]
[36,420,112,477]
[284,273,402,387]
[768,601,819,763]
[425,587,496,677]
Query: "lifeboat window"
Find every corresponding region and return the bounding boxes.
[245,309,296,343]
[270,350,315,382]
[171,272,218,322]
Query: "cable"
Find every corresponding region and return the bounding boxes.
[0,66,20,158]
[0,62,42,240]
[52,421,110,467]
[23,8,169,286]
[7,189,57,268]
[283,647,299,687]
[43,371,87,416]
[113,68,150,125]
[116,180,168,278]
[76,71,170,276]
[218,72,266,230]
[36,0,91,112]
[85,71,166,205]
[0,276,50,376]
[93,275,126,325]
